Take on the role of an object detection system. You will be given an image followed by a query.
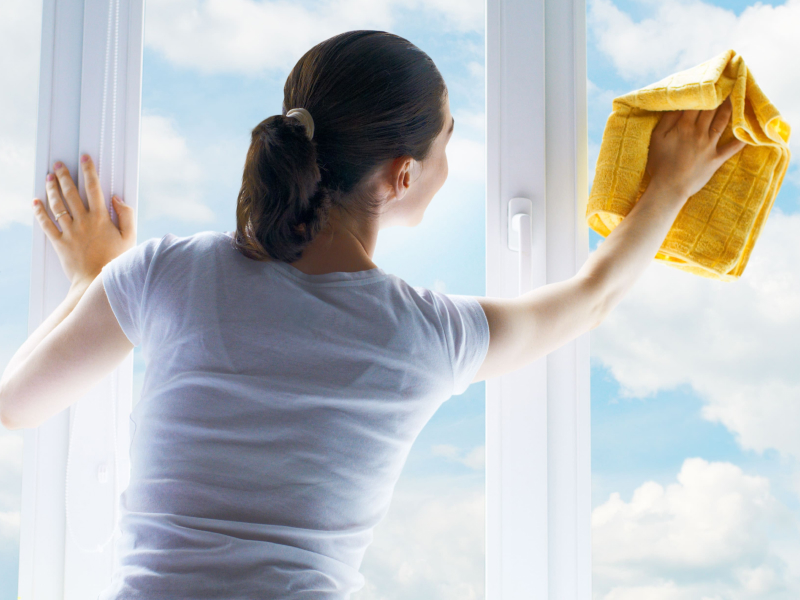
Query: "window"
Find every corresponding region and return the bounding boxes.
[11,0,591,598]
[586,1,800,597]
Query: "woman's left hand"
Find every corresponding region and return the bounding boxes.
[33,154,136,290]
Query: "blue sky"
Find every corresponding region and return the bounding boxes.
[2,0,800,598]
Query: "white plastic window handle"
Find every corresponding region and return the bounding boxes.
[508,197,533,295]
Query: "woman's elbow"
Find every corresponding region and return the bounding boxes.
[0,405,23,430]
[0,388,27,430]
[575,273,609,331]
[590,300,610,330]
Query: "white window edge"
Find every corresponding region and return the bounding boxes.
[20,1,144,598]
[485,0,590,597]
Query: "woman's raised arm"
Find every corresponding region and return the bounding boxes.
[471,96,747,384]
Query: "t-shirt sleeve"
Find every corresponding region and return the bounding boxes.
[100,236,165,347]
[429,291,491,397]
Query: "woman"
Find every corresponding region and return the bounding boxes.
[0,30,744,599]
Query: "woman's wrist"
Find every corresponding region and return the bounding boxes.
[640,176,692,212]
[69,273,96,299]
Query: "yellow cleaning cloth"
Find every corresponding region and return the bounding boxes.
[587,49,791,281]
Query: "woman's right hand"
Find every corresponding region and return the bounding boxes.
[645,95,747,199]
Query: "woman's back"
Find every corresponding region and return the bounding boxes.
[98,230,489,599]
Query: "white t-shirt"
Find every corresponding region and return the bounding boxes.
[97,230,490,599]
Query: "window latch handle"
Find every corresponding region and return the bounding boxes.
[508,197,533,295]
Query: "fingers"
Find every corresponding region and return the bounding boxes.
[80,154,105,213]
[717,136,747,164]
[696,98,720,132]
[32,198,62,242]
[45,172,72,228]
[681,109,700,125]
[654,110,682,135]
[709,96,734,138]
[52,161,87,217]
[112,196,136,241]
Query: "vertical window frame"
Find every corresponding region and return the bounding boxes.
[20,0,144,598]
[485,0,590,597]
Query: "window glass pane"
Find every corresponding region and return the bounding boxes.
[588,1,800,597]
[138,1,486,597]
[0,1,43,598]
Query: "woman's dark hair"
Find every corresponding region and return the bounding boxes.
[233,30,448,262]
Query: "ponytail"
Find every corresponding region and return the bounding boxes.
[234,115,335,262]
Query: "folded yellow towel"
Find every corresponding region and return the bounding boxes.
[587,49,791,281]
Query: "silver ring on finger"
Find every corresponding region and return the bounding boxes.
[54,210,70,220]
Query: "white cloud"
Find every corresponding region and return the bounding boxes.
[0,0,42,229]
[144,0,393,75]
[467,61,484,81]
[144,0,483,76]
[138,114,216,223]
[353,476,484,600]
[592,211,800,458]
[452,109,484,139]
[0,141,36,229]
[0,511,20,549]
[588,0,737,82]
[408,0,484,33]
[0,432,23,512]
[446,135,485,185]
[431,443,485,470]
[587,77,618,110]
[0,431,22,565]
[593,458,800,600]
[588,0,800,162]
[444,108,485,185]
[587,77,624,195]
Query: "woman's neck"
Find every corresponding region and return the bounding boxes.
[287,207,380,275]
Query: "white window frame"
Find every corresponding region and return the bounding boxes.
[20,0,589,597]
[485,0,590,597]
[20,1,144,599]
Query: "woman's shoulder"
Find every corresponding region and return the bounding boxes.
[135,230,228,258]
[390,280,486,335]
[383,276,457,321]
[118,231,233,286]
